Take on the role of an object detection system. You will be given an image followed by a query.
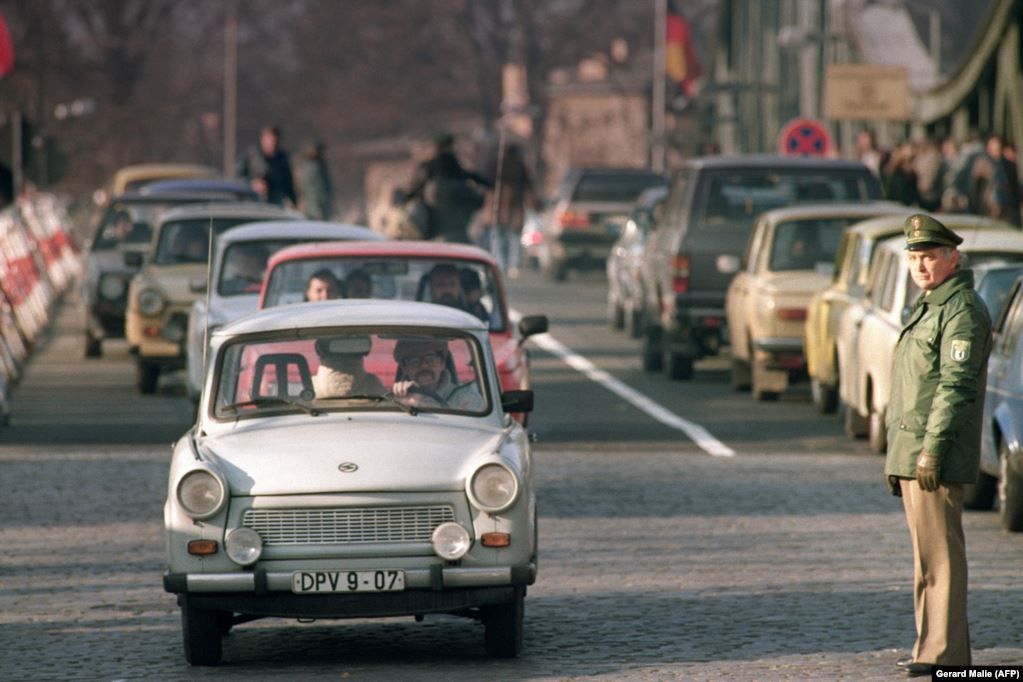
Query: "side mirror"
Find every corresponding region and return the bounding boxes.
[124,251,144,268]
[189,277,208,294]
[518,314,548,342]
[501,389,534,414]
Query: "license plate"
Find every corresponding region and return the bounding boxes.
[291,569,405,593]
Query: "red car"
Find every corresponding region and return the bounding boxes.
[259,241,548,418]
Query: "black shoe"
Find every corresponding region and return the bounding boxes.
[904,662,934,677]
[895,656,913,669]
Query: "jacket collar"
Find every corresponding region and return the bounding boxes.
[923,269,974,305]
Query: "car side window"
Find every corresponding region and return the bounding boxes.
[879,261,900,313]
[744,221,767,273]
[868,252,890,307]
[995,281,1023,357]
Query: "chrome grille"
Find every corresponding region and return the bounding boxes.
[242,505,456,546]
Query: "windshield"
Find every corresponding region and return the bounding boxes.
[768,218,858,272]
[263,257,507,332]
[974,264,1023,317]
[91,200,182,250]
[212,328,490,419]
[698,170,876,233]
[571,173,665,203]
[217,239,298,296]
[153,217,273,265]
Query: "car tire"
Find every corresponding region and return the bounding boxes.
[84,332,102,358]
[180,596,226,666]
[998,441,1023,532]
[626,302,643,340]
[867,399,887,454]
[665,352,693,381]
[963,469,996,511]
[842,401,868,439]
[608,299,625,330]
[730,358,751,392]
[641,326,663,372]
[810,377,838,414]
[137,360,160,394]
[751,361,778,401]
[483,587,524,658]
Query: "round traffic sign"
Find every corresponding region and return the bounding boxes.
[778,118,832,157]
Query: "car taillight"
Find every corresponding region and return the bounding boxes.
[557,210,590,228]
[777,308,807,321]
[672,254,690,294]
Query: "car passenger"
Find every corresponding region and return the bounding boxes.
[312,336,385,398]
[391,338,483,411]
[424,263,466,309]
[458,268,489,322]
[304,269,342,301]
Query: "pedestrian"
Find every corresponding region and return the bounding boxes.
[486,142,538,278]
[300,141,334,220]
[969,133,1017,223]
[238,124,297,207]
[913,138,943,212]
[405,133,492,244]
[884,214,992,677]
[856,129,882,178]
[883,142,920,207]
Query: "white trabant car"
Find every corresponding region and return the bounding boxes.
[164,300,537,665]
[838,221,1023,453]
[184,221,382,401]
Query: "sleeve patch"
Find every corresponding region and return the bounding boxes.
[950,339,971,362]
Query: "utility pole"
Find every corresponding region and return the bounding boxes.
[818,0,827,120]
[652,0,666,171]
[223,0,238,177]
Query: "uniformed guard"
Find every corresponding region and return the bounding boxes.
[884,214,992,677]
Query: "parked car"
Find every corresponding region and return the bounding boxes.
[140,178,261,202]
[105,162,218,198]
[606,186,668,338]
[638,155,882,381]
[259,241,548,420]
[83,191,247,357]
[974,273,1023,529]
[726,202,905,400]
[534,167,665,282]
[185,221,382,401]
[838,222,1023,453]
[125,202,301,393]
[163,300,537,665]
[804,211,914,413]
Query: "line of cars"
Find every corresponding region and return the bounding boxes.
[601,154,1023,533]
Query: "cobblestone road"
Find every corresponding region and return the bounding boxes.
[2,290,1022,681]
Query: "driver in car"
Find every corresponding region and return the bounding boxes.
[391,338,483,411]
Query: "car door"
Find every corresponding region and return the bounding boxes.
[982,278,1023,473]
[726,216,767,361]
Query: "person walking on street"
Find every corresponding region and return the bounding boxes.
[406,133,492,244]
[884,214,992,677]
[238,124,297,207]
[969,133,1019,225]
[486,142,538,278]
[300,141,334,220]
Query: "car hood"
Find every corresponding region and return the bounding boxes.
[145,264,206,305]
[200,416,506,496]
[759,270,832,300]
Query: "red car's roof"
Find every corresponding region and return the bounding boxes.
[266,240,498,270]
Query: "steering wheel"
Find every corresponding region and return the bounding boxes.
[408,385,449,407]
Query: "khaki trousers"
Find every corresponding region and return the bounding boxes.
[899,479,971,665]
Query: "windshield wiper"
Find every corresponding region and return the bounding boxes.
[319,393,419,416]
[221,397,321,416]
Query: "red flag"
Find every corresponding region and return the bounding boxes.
[0,11,13,78]
[665,3,699,96]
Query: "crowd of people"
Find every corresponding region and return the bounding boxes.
[857,129,1022,227]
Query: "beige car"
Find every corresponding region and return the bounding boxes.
[839,220,1023,453]
[126,202,300,393]
[726,203,903,401]
[804,210,913,414]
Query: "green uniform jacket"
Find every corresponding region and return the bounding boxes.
[884,269,991,493]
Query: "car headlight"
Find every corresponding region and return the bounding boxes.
[98,275,126,300]
[431,522,471,560]
[137,288,165,317]
[467,462,519,513]
[176,469,226,519]
[224,527,262,566]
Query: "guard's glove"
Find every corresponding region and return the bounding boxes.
[915,451,941,492]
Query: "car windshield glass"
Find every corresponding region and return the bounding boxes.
[974,264,1023,317]
[91,200,185,250]
[698,170,874,232]
[212,328,490,419]
[154,217,270,265]
[768,218,857,272]
[217,239,297,296]
[263,257,506,332]
[572,174,665,203]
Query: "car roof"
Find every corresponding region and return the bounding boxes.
[109,163,218,193]
[566,166,664,176]
[683,154,873,171]
[217,299,488,337]
[875,226,1023,255]
[217,221,382,246]
[853,213,1018,240]
[139,178,260,200]
[267,240,497,269]
[110,191,240,205]
[757,202,909,224]
[157,202,302,224]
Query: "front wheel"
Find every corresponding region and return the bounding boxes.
[842,402,868,439]
[136,360,160,394]
[999,442,1023,531]
[810,377,838,414]
[867,400,887,454]
[84,332,102,358]
[180,596,227,666]
[483,587,524,658]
